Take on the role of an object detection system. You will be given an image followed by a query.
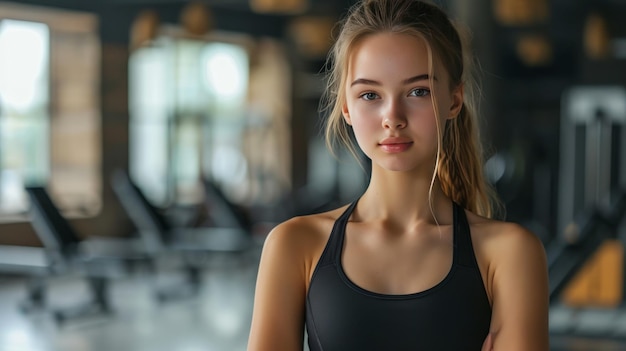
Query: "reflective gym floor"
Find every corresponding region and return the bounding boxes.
[1,247,626,351]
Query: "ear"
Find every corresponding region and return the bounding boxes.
[342,103,352,125]
[447,83,464,119]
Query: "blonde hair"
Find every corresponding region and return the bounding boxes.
[322,0,500,218]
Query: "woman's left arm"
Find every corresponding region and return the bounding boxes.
[487,223,549,351]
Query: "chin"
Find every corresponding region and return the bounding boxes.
[371,154,436,174]
[374,160,420,173]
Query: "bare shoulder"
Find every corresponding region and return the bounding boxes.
[465,210,548,302]
[265,206,346,251]
[249,204,353,349]
[465,211,546,258]
[262,205,351,282]
[465,212,549,350]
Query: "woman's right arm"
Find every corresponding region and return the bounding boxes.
[247,220,310,351]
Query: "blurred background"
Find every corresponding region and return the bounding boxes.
[0,0,625,350]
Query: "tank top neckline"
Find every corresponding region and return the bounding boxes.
[305,198,492,351]
[329,198,465,300]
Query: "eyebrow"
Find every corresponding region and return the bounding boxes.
[350,74,435,87]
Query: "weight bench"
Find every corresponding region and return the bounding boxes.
[110,170,254,300]
[0,245,54,312]
[201,178,253,232]
[23,186,154,323]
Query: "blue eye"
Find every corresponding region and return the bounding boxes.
[360,92,378,101]
[410,88,430,97]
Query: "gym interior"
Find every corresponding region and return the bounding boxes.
[0,0,625,350]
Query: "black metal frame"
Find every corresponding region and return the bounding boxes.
[110,169,254,301]
[24,186,153,323]
[548,189,626,303]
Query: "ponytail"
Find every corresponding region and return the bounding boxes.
[438,103,501,219]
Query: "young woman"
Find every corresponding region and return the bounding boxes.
[248,0,549,350]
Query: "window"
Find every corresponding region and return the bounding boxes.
[130,34,250,207]
[0,19,49,213]
[130,29,295,210]
[0,4,101,218]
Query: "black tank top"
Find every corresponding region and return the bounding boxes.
[305,200,492,351]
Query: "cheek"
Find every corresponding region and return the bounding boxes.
[351,118,378,142]
[348,104,380,147]
[407,106,441,151]
[408,105,439,130]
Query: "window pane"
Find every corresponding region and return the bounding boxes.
[0,19,49,212]
[129,38,251,206]
[201,42,249,197]
[129,46,171,206]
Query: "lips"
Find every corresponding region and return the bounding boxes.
[378,137,413,152]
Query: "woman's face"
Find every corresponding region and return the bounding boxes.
[343,32,462,174]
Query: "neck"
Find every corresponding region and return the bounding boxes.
[358,167,453,228]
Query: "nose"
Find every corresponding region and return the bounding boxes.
[382,100,407,130]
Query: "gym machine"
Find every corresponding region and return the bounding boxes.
[549,86,626,303]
